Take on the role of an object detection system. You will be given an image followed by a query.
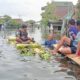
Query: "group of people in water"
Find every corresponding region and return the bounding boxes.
[16,19,80,56]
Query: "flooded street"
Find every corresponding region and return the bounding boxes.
[0,28,79,80]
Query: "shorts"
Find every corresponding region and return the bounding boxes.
[70,40,77,53]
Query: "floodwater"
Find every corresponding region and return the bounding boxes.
[0,27,79,80]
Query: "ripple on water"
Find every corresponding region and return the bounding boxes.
[0,29,77,80]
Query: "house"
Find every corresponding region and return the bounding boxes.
[53,1,74,20]
[48,20,63,32]
[12,19,23,24]
[42,1,74,20]
[42,1,74,31]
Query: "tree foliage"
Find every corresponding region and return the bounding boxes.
[9,19,21,27]
[77,0,80,19]
[26,20,36,27]
[26,20,35,24]
[0,18,5,24]
[3,15,11,22]
[0,15,22,28]
[0,15,11,24]
[41,2,58,26]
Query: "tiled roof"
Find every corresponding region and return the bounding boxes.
[12,19,23,23]
[42,1,74,20]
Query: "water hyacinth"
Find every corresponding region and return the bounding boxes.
[19,44,51,60]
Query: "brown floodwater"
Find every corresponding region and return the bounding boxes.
[0,27,79,80]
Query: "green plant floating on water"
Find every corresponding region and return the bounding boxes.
[22,52,34,56]
[40,52,51,60]
[16,43,51,60]
[20,48,35,56]
[29,43,41,48]
[16,44,29,49]
[16,43,41,50]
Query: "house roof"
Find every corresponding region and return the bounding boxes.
[12,19,23,23]
[52,2,74,19]
[42,1,74,20]
[52,1,73,6]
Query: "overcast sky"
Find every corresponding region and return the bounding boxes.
[0,0,78,21]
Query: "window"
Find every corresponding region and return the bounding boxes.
[58,26,61,30]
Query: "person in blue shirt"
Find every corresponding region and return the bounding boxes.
[63,19,78,47]
[45,34,58,49]
[68,19,78,40]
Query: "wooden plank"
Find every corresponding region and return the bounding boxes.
[53,44,80,65]
[66,54,80,65]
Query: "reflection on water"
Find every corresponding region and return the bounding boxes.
[0,27,79,80]
[28,28,43,43]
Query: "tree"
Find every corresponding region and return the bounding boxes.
[3,15,11,22]
[26,20,35,24]
[77,0,80,19]
[26,20,36,27]
[0,15,23,28]
[41,2,58,26]
[9,19,21,27]
[0,18,5,24]
[0,15,11,24]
